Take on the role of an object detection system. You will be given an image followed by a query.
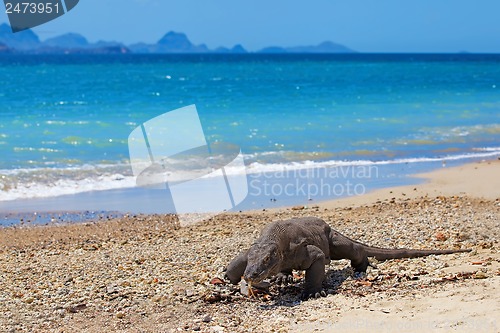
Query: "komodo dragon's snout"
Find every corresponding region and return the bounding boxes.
[243,243,281,284]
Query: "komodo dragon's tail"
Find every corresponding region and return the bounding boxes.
[329,229,471,273]
[329,228,471,262]
[362,246,471,261]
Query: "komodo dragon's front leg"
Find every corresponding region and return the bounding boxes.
[225,249,248,284]
[299,245,327,300]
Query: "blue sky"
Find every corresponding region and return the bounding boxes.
[1,0,500,52]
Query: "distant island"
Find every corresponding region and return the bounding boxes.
[0,23,355,55]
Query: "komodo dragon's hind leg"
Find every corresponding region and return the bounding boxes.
[350,256,370,275]
[300,245,327,300]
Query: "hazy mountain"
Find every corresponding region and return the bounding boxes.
[258,41,355,54]
[129,31,209,53]
[285,41,354,53]
[39,33,129,53]
[157,31,193,50]
[0,24,356,54]
[43,33,89,48]
[35,45,131,54]
[214,44,247,54]
[258,46,288,54]
[0,23,40,50]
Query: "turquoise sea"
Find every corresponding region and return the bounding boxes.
[1,54,500,223]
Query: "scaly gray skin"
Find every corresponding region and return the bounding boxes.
[225,217,471,300]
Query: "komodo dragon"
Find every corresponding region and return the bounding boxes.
[225,217,470,299]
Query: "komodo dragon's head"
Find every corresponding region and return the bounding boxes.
[243,242,282,284]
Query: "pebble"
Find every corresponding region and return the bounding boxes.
[211,325,225,333]
[473,271,488,279]
[23,297,34,304]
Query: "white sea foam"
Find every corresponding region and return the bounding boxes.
[0,163,136,201]
[473,147,500,152]
[0,172,136,201]
[1,148,499,201]
[239,148,500,175]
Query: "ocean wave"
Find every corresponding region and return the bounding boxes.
[1,148,499,201]
[0,174,136,202]
[239,148,500,174]
[0,162,132,176]
[473,147,500,152]
[0,163,136,201]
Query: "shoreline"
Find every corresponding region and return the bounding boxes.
[0,159,499,332]
[2,157,499,227]
[317,158,500,209]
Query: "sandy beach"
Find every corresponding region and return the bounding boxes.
[1,160,499,332]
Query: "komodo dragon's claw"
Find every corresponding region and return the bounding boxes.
[301,290,327,300]
[271,273,295,285]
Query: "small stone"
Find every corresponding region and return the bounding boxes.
[435,232,448,241]
[23,297,34,304]
[116,311,125,319]
[210,277,225,285]
[473,271,487,279]
[67,304,87,313]
[202,315,212,323]
[210,325,224,333]
[107,284,119,294]
[240,280,249,296]
[120,280,131,287]
[55,309,65,318]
